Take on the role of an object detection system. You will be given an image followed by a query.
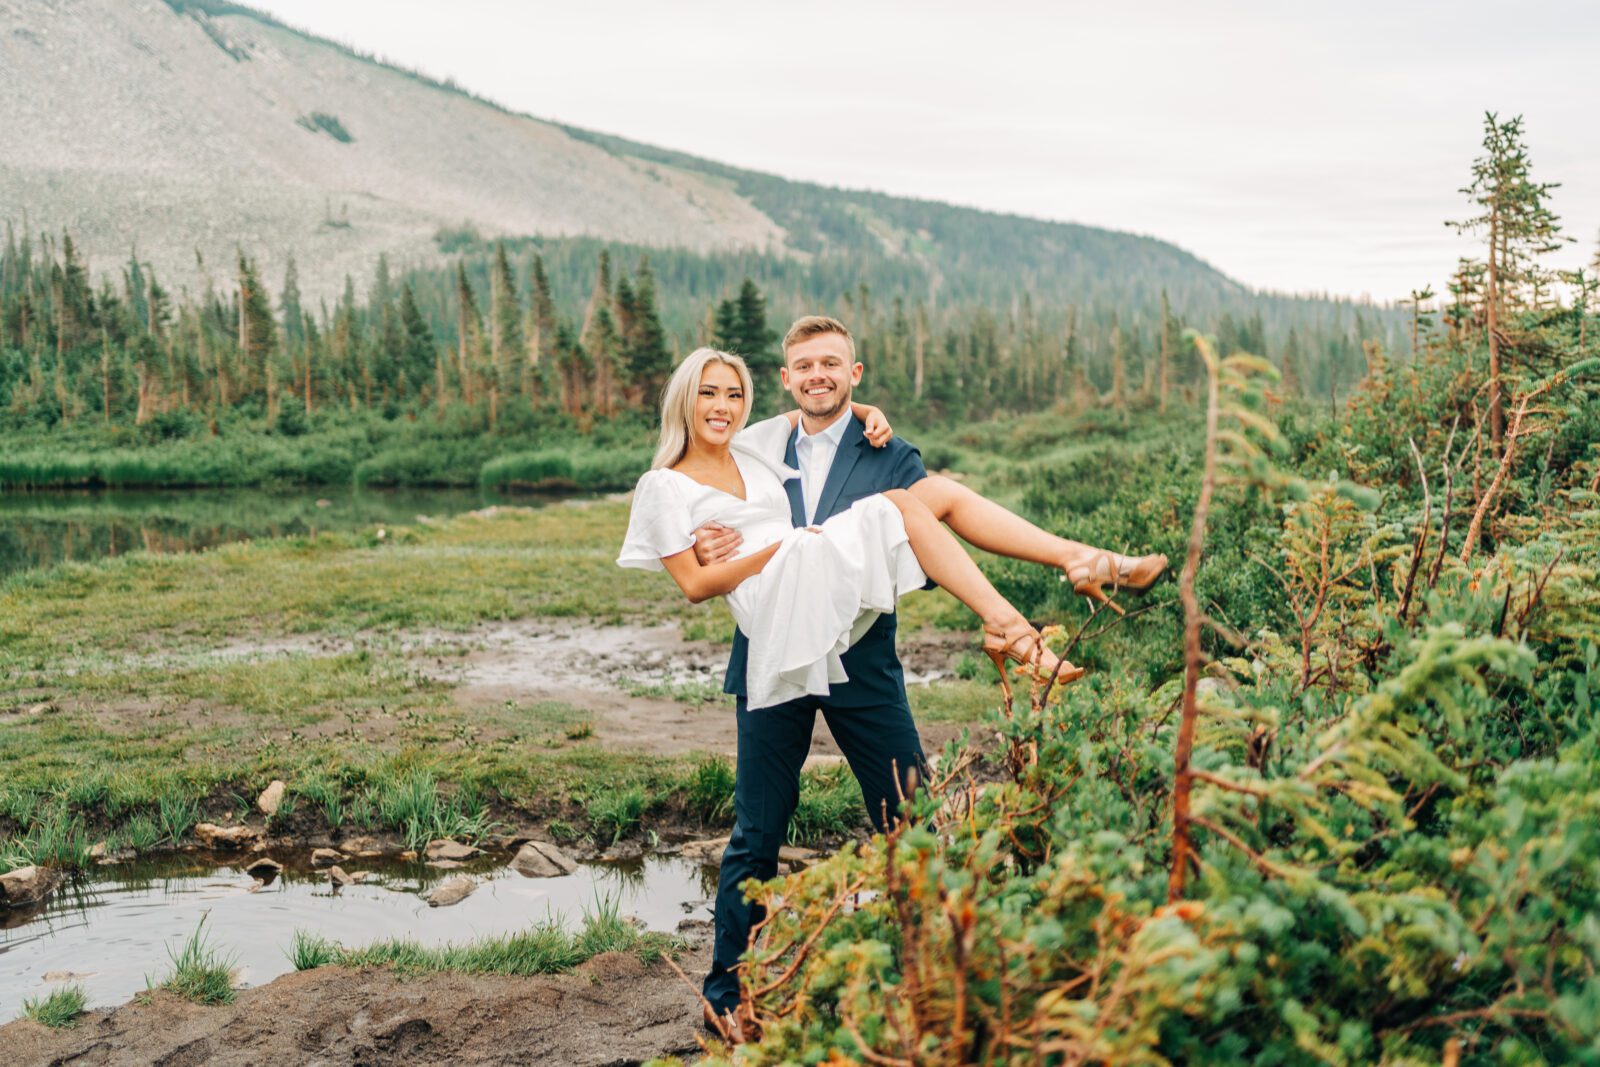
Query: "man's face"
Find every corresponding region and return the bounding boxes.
[781,333,863,422]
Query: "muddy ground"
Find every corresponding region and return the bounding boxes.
[6,620,981,1065]
[4,940,716,1066]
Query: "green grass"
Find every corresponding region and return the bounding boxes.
[790,765,867,846]
[21,984,88,1028]
[290,897,676,977]
[373,770,505,851]
[586,786,648,845]
[685,756,735,824]
[151,919,236,1005]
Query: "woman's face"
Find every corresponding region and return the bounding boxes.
[692,362,745,448]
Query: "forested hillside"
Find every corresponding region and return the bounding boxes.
[2,0,1397,411]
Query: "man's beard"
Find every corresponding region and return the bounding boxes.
[798,386,848,421]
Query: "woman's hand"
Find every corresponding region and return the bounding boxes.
[854,402,893,448]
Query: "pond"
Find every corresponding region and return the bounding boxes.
[0,851,716,1017]
[0,486,569,580]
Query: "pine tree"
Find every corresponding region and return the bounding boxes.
[235,251,275,401]
[454,263,483,407]
[621,257,671,409]
[1448,113,1569,450]
[581,252,622,418]
[489,242,523,394]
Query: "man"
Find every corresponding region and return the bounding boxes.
[693,314,931,1033]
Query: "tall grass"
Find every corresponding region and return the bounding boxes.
[0,801,93,872]
[290,897,673,976]
[479,446,650,492]
[585,786,647,845]
[151,917,236,1005]
[21,984,87,1028]
[374,770,503,851]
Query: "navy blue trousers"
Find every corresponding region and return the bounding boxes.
[701,693,927,1013]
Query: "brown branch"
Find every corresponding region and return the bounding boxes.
[1398,436,1431,624]
[1169,336,1220,904]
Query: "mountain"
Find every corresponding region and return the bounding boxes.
[0,0,1258,312]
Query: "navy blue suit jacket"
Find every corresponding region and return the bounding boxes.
[722,414,929,709]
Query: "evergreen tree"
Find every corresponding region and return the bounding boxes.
[621,257,671,409]
[1448,113,1569,450]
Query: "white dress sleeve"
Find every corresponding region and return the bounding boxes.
[733,415,794,465]
[617,470,697,571]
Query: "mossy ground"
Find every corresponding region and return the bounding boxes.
[0,499,998,868]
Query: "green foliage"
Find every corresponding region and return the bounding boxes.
[685,756,735,825]
[699,276,1599,1063]
[291,898,676,976]
[585,785,647,845]
[295,111,352,143]
[20,984,87,1028]
[373,770,503,851]
[152,918,236,1005]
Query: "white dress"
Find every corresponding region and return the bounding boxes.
[617,416,927,710]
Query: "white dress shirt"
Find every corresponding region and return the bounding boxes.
[794,411,853,525]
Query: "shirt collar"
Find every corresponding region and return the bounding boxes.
[797,410,853,451]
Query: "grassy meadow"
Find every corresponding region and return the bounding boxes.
[2,426,1103,868]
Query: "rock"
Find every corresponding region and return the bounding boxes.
[195,823,261,849]
[424,839,480,862]
[426,859,465,870]
[42,971,93,982]
[346,870,372,884]
[88,841,107,860]
[426,876,475,907]
[243,857,283,880]
[328,865,354,887]
[96,847,137,866]
[310,848,344,868]
[336,835,395,857]
[801,753,848,773]
[0,865,65,907]
[399,850,417,862]
[256,780,286,816]
[678,836,731,864]
[511,841,578,878]
[778,845,819,870]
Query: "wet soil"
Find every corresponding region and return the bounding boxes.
[3,941,714,1066]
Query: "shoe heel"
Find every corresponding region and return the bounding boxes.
[1073,579,1126,616]
[984,647,1015,703]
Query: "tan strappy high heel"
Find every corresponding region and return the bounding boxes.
[1064,552,1168,615]
[981,623,1085,702]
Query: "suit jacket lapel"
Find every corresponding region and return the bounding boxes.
[814,416,866,523]
[783,425,805,527]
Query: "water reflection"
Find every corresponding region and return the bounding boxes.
[0,851,714,1016]
[0,486,569,579]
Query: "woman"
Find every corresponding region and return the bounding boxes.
[618,348,1164,708]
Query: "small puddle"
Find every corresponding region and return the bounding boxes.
[0,851,717,1017]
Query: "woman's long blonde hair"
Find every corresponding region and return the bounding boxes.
[651,347,755,470]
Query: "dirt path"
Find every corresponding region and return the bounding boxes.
[5,943,714,1066]
[199,618,972,759]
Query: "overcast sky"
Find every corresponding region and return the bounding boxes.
[250,0,1599,302]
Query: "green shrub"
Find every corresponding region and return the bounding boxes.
[21,984,87,1028]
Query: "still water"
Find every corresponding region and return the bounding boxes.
[0,486,558,580]
[0,852,715,1016]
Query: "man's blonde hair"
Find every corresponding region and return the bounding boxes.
[782,315,855,362]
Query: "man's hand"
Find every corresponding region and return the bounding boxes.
[693,521,743,565]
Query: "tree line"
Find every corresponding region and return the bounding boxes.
[0,113,1591,437]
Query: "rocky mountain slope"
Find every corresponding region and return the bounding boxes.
[0,0,1248,310]
[0,0,782,300]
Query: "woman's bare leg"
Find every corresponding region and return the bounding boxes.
[881,489,1063,676]
[908,475,1135,579]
